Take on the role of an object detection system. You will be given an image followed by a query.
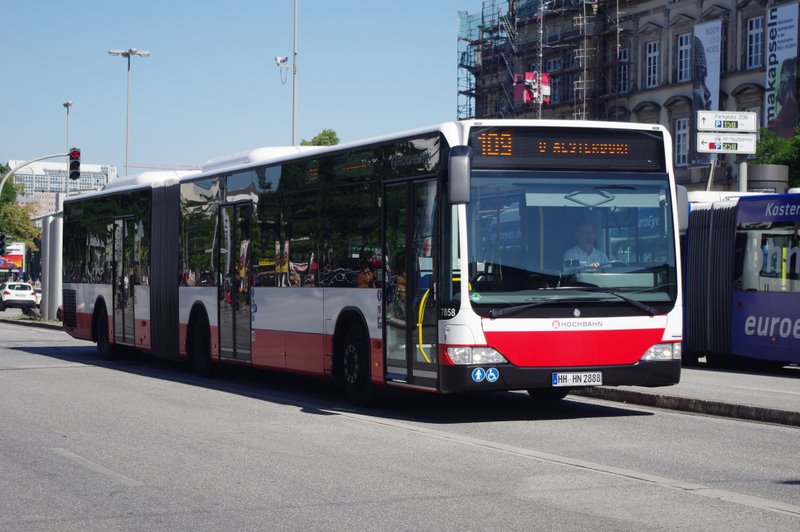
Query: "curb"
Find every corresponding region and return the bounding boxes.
[573,387,800,428]
[0,317,63,331]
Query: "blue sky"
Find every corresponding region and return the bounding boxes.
[1,0,485,173]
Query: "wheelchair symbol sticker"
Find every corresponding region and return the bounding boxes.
[485,367,499,383]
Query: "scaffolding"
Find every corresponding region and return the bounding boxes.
[572,0,597,120]
[457,0,519,119]
[458,1,633,121]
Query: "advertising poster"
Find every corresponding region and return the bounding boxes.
[0,242,25,272]
[690,20,722,166]
[765,2,799,138]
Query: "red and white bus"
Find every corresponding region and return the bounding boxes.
[63,120,683,403]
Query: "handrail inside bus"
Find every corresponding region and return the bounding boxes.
[416,289,431,363]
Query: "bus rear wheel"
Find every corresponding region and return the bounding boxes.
[342,327,374,406]
[191,314,217,378]
[96,312,115,360]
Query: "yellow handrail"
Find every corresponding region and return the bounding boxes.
[416,288,431,363]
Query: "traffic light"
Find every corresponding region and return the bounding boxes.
[0,232,6,256]
[68,147,81,180]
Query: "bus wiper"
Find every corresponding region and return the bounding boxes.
[489,297,562,319]
[560,286,657,316]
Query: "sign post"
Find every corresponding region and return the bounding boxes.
[696,111,758,190]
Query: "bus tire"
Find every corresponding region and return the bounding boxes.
[342,326,374,406]
[527,388,570,401]
[190,313,217,378]
[96,311,115,360]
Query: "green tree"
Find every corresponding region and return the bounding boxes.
[300,129,340,146]
[0,163,43,251]
[752,126,800,188]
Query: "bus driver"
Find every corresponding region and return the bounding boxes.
[563,223,609,269]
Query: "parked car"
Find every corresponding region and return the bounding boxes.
[0,282,37,311]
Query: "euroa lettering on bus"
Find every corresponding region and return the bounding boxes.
[744,314,800,339]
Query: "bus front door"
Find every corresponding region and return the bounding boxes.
[384,180,438,389]
[112,217,135,346]
[219,203,252,362]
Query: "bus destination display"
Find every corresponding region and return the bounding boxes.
[469,126,666,172]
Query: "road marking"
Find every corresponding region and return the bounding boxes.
[50,448,144,487]
[335,410,800,518]
[0,364,87,371]
[733,385,800,397]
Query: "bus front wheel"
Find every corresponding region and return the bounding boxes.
[342,327,374,406]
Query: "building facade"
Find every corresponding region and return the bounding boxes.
[458,0,799,187]
[5,160,116,217]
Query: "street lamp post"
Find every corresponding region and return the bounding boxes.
[275,0,298,145]
[108,48,150,176]
[62,100,72,195]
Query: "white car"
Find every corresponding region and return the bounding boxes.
[0,282,37,311]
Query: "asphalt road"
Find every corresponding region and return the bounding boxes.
[3,310,799,425]
[0,322,798,530]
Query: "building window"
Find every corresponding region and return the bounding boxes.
[545,58,562,72]
[677,33,691,82]
[566,73,577,101]
[545,58,562,103]
[617,48,629,93]
[674,118,689,167]
[550,75,562,103]
[747,17,763,69]
[646,41,660,88]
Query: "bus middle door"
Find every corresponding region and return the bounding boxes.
[112,217,135,346]
[219,203,253,362]
[383,179,438,389]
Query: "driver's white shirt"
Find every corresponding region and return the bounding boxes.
[563,246,609,266]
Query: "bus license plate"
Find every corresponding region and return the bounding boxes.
[552,372,602,387]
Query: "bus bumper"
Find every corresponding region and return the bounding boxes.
[438,359,681,394]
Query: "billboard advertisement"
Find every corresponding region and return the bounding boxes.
[0,242,26,273]
[691,20,722,166]
[764,2,799,138]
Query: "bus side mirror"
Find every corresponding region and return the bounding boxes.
[676,185,688,232]
[448,146,472,205]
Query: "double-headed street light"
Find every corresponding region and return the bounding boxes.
[108,48,150,176]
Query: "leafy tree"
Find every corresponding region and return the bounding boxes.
[300,129,340,146]
[0,163,17,204]
[0,163,43,251]
[752,126,800,188]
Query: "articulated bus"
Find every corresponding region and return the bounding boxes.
[684,192,800,367]
[63,120,683,403]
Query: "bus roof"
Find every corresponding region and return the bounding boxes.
[192,119,668,177]
[67,119,671,202]
[687,190,764,206]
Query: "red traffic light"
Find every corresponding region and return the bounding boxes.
[68,147,81,180]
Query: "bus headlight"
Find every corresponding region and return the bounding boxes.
[640,342,681,361]
[447,346,508,365]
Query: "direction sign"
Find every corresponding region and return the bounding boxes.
[697,111,758,132]
[696,132,758,154]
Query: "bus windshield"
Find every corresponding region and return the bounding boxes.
[465,171,678,316]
